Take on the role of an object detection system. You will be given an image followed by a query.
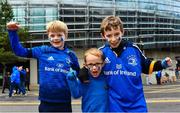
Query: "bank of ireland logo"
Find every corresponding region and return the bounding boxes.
[127,55,137,66]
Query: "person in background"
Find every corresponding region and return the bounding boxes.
[25,68,30,91]
[9,66,26,97]
[19,66,26,94]
[67,48,108,112]
[2,72,10,93]
[145,74,152,85]
[156,71,162,85]
[7,20,80,112]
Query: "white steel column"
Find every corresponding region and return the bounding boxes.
[30,58,38,87]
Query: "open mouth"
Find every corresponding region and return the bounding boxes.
[92,70,99,76]
[53,41,61,44]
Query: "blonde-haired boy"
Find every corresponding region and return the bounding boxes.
[67,48,108,112]
[7,20,80,112]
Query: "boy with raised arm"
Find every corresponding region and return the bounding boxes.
[7,20,80,112]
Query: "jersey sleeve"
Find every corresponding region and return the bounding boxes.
[137,48,163,74]
[66,75,82,98]
[8,30,31,57]
[8,30,44,58]
[31,46,46,58]
[140,55,152,74]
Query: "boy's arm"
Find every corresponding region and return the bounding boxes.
[140,53,172,74]
[7,22,32,57]
[8,30,32,57]
[66,69,81,98]
[149,57,172,73]
[132,43,172,74]
[7,22,43,58]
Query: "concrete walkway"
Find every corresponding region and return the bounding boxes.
[1,79,180,106]
[0,88,81,106]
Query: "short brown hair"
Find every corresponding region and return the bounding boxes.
[84,48,104,63]
[46,20,68,38]
[100,16,124,36]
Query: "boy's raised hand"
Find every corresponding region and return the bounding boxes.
[6,21,20,30]
[161,57,172,69]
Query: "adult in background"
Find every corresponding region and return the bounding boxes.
[25,68,30,91]
[2,72,10,93]
[19,66,26,94]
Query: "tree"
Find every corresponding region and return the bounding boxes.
[0,0,31,75]
[0,28,30,52]
[0,0,14,33]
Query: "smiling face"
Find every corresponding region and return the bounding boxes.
[103,27,123,48]
[85,54,104,78]
[48,32,66,49]
[100,16,124,48]
[46,20,68,50]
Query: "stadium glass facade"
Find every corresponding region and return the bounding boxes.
[8,0,180,50]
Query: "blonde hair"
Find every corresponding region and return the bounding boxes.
[84,48,104,63]
[46,20,68,38]
[100,16,124,36]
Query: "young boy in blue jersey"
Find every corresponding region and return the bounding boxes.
[66,48,108,112]
[99,16,172,112]
[7,20,80,112]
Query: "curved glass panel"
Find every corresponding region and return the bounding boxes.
[7,0,180,48]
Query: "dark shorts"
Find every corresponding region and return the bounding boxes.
[39,101,72,112]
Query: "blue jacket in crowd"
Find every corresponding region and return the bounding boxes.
[156,71,162,78]
[8,30,80,103]
[10,66,21,84]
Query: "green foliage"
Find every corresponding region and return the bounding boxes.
[0,0,14,33]
[0,28,31,64]
[18,28,30,42]
[0,32,11,51]
[0,1,29,65]
[0,50,24,64]
[0,28,30,51]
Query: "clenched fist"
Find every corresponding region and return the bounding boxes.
[161,57,172,69]
[6,22,20,30]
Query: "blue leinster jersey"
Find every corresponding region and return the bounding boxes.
[8,30,80,103]
[100,42,150,112]
[67,72,108,112]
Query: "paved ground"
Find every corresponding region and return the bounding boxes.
[0,90,81,105]
[1,79,180,112]
[144,80,180,112]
